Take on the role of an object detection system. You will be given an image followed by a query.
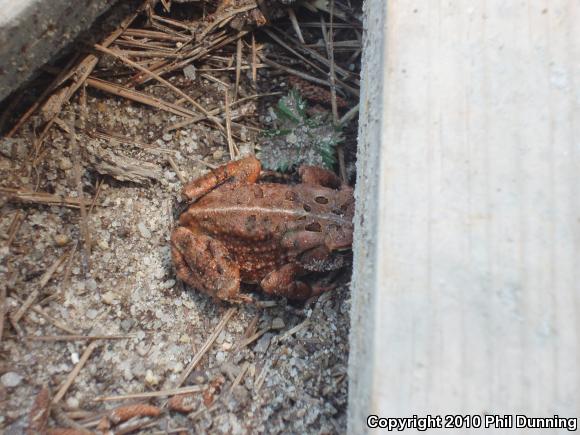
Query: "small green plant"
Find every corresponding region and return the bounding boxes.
[258,90,343,171]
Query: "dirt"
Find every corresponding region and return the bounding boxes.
[0,1,360,433]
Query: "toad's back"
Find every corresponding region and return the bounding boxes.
[177,182,354,282]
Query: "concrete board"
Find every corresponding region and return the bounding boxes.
[349,1,580,433]
[0,0,119,102]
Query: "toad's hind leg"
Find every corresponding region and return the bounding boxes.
[171,227,252,304]
[260,263,326,301]
[181,156,261,202]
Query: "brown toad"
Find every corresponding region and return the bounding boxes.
[170,156,354,303]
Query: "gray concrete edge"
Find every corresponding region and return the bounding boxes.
[0,0,120,102]
[347,0,386,432]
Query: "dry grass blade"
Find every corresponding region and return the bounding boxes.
[88,130,176,156]
[0,282,5,342]
[11,294,79,335]
[167,156,187,183]
[259,57,330,87]
[5,211,24,247]
[40,237,70,289]
[27,385,51,434]
[224,90,237,159]
[26,334,135,342]
[0,188,94,209]
[53,341,100,404]
[339,103,359,126]
[12,290,39,326]
[235,37,243,99]
[287,7,305,43]
[176,307,237,387]
[69,115,91,272]
[251,33,258,84]
[93,385,204,402]
[321,0,347,182]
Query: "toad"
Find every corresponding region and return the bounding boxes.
[170,156,354,303]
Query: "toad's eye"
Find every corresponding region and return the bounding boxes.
[315,196,329,204]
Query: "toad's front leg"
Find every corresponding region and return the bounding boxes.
[181,156,261,202]
[260,263,329,300]
[171,226,253,303]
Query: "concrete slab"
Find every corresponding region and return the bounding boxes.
[0,0,119,102]
[349,0,580,433]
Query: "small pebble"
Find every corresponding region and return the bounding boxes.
[86,309,98,320]
[254,333,273,354]
[120,319,135,332]
[54,234,70,246]
[162,279,176,289]
[66,397,80,409]
[271,317,285,330]
[162,133,173,141]
[71,352,80,364]
[183,64,196,80]
[86,278,97,292]
[101,291,117,305]
[215,351,226,363]
[137,222,151,239]
[213,149,224,160]
[164,170,176,181]
[1,372,23,388]
[145,369,159,386]
[58,157,73,171]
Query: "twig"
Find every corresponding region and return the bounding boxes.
[167,156,186,183]
[27,385,51,434]
[86,77,197,119]
[26,334,135,342]
[279,320,310,341]
[322,0,346,182]
[176,307,237,387]
[53,341,100,404]
[224,90,237,160]
[251,34,258,84]
[339,103,359,126]
[39,250,69,289]
[69,114,91,273]
[88,130,176,156]
[11,295,78,335]
[93,385,204,402]
[5,211,24,246]
[234,37,243,100]
[0,188,93,209]
[239,328,269,349]
[287,8,305,43]
[11,290,39,325]
[0,282,5,342]
[51,403,92,434]
[259,57,330,87]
